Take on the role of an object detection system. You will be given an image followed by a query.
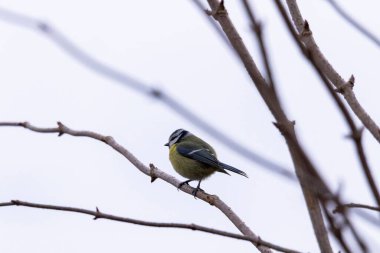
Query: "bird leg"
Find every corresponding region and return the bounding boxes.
[191,179,204,197]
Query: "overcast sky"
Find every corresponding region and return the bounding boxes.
[0,1,379,252]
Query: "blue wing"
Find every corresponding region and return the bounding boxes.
[176,145,248,177]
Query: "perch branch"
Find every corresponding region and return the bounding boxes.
[0,121,278,253]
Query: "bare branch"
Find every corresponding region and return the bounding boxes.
[272,2,374,251]
[326,0,380,48]
[284,0,380,143]
[0,121,274,253]
[334,203,380,213]
[0,200,303,253]
[0,6,294,182]
[321,205,353,253]
[274,0,380,209]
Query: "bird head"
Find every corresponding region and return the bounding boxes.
[164,129,191,148]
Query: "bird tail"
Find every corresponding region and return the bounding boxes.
[219,162,248,178]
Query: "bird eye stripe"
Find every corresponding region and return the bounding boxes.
[169,129,184,140]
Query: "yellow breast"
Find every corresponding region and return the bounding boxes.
[168,144,216,180]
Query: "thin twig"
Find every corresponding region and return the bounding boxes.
[284,0,380,143]
[334,203,380,213]
[321,205,353,253]
[0,200,303,253]
[240,0,276,88]
[191,0,232,48]
[326,0,380,48]
[0,121,274,253]
[0,6,294,181]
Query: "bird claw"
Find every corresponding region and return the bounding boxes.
[177,179,192,190]
[177,179,204,199]
[191,187,204,198]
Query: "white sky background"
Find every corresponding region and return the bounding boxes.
[0,0,379,252]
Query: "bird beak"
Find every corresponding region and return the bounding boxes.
[164,142,169,147]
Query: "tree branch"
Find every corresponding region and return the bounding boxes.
[0,200,302,253]
[0,121,277,253]
[272,3,374,251]
[275,0,380,209]
[334,203,380,213]
[321,205,353,253]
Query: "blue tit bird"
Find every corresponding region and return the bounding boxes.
[165,129,248,197]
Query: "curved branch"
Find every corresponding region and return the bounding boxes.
[0,200,302,253]
[285,0,380,143]
[334,203,380,213]
[0,6,294,181]
[0,121,275,253]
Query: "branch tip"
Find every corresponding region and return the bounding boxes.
[333,205,345,214]
[272,120,295,136]
[348,75,355,85]
[149,164,158,183]
[334,203,380,213]
[334,78,354,94]
[11,200,20,205]
[150,88,162,98]
[19,122,28,127]
[57,121,65,136]
[94,206,101,220]
[208,0,227,19]
[301,20,312,36]
[253,21,262,34]
[352,127,364,141]
[334,82,354,95]
[205,195,218,206]
[256,236,262,246]
[102,136,114,143]
[189,223,196,230]
[37,22,50,33]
